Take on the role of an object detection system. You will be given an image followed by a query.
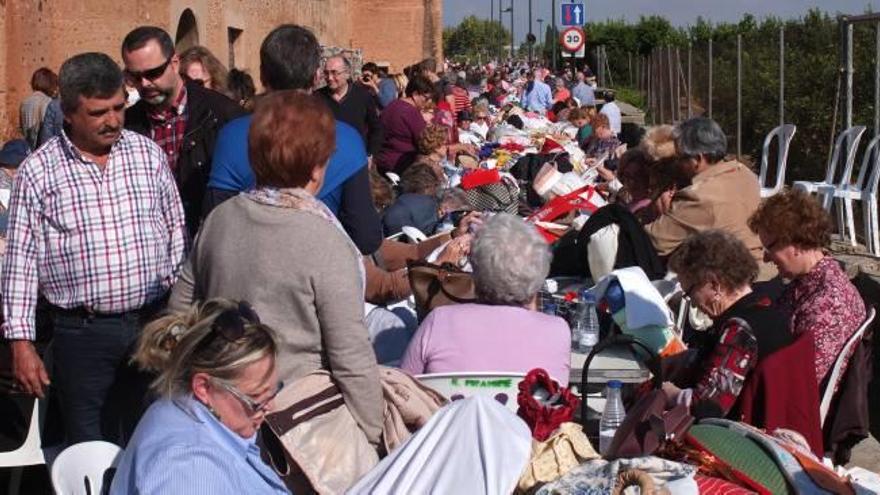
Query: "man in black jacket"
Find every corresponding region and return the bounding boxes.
[317,55,383,156]
[121,26,244,237]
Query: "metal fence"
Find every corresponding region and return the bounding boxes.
[588,14,880,183]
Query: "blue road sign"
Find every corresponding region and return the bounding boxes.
[560,3,584,27]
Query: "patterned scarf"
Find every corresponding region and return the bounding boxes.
[244,187,365,292]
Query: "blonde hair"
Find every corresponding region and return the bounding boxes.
[417,124,448,155]
[135,299,278,398]
[391,73,409,97]
[640,125,677,161]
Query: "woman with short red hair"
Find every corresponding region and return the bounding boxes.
[169,90,383,445]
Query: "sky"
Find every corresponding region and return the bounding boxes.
[443,0,880,44]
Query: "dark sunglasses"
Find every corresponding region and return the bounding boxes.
[210,301,261,342]
[125,56,173,83]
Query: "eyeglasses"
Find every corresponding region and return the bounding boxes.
[323,69,348,78]
[125,56,173,83]
[213,378,284,414]
[761,238,786,256]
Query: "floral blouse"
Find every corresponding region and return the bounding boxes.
[778,256,866,387]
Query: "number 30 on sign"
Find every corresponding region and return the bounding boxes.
[560,27,586,52]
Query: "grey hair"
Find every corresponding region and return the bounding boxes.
[674,117,728,164]
[470,214,552,306]
[58,53,124,115]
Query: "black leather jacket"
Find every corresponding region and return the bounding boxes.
[125,81,245,237]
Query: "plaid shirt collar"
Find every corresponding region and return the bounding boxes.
[147,84,188,123]
[58,127,126,165]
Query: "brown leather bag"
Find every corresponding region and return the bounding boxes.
[407,260,476,320]
[581,333,693,460]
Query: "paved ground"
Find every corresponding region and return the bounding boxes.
[851,435,880,472]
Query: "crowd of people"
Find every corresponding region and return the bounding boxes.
[0,19,873,494]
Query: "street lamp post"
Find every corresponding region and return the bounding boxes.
[502,4,513,61]
[528,0,533,63]
[537,18,544,64]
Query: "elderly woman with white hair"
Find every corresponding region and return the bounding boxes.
[400,214,571,384]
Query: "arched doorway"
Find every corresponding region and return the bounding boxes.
[175,9,199,52]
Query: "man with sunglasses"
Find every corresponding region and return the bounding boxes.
[2,53,187,445]
[317,55,383,156]
[121,26,244,238]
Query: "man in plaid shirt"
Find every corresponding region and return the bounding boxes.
[2,53,186,444]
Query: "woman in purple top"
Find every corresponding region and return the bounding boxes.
[375,75,433,173]
[401,214,572,384]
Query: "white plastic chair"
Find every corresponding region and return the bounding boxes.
[758,124,797,198]
[51,441,123,495]
[416,372,526,412]
[819,307,875,427]
[817,134,880,254]
[401,225,428,244]
[0,399,47,495]
[385,172,401,186]
[793,126,866,241]
[793,125,866,201]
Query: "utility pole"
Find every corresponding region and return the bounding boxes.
[537,18,544,64]
[528,0,533,63]
[490,0,494,61]
[551,0,557,71]
[509,1,515,60]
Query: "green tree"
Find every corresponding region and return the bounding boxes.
[443,16,510,62]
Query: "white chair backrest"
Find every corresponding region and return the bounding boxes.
[385,172,401,186]
[0,399,46,468]
[416,373,526,412]
[860,134,880,196]
[834,126,867,186]
[819,307,875,427]
[401,225,428,243]
[51,441,123,495]
[758,124,796,193]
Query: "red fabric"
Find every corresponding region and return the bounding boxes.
[460,169,501,190]
[451,86,471,113]
[515,368,577,441]
[694,474,757,494]
[147,86,188,171]
[733,333,824,458]
[540,138,565,155]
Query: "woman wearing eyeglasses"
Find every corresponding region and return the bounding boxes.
[110,299,289,494]
[748,189,866,388]
[663,230,793,419]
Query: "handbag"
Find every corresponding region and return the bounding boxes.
[516,422,599,493]
[462,174,520,214]
[407,260,477,320]
[262,370,379,495]
[580,333,693,460]
[516,368,580,441]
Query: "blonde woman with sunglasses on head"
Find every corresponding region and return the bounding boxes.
[110,299,289,495]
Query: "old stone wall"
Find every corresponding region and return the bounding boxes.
[0,0,442,140]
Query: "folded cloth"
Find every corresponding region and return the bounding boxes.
[534,456,697,494]
[348,396,531,494]
[592,267,673,330]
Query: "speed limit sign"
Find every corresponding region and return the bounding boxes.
[560,27,586,53]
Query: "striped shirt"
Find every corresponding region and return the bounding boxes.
[1,129,187,340]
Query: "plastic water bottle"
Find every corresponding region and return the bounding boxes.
[576,289,600,354]
[599,380,626,456]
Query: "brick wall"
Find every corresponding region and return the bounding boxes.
[0,0,442,140]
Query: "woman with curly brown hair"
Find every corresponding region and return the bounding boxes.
[748,189,866,387]
[665,230,793,419]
